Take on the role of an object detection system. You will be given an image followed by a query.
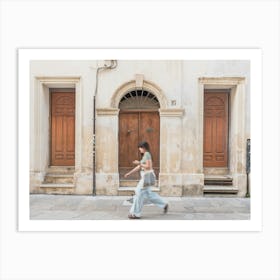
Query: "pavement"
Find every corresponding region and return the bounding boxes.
[30,194,250,220]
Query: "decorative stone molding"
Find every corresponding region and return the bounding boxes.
[199,77,245,83]
[96,108,120,116]
[111,79,167,109]
[36,77,81,87]
[199,77,246,88]
[30,76,82,177]
[159,108,185,117]
[135,74,144,88]
[198,76,247,195]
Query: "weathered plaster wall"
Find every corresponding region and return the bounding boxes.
[29,60,250,196]
[98,60,183,108]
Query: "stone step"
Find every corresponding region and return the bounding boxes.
[204,175,233,186]
[203,185,238,194]
[118,186,160,196]
[204,168,229,176]
[44,174,74,184]
[46,166,75,174]
[204,180,233,186]
[119,180,138,188]
[204,175,232,180]
[39,183,75,188]
[119,180,159,188]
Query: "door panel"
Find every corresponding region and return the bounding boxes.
[119,113,139,173]
[139,112,160,172]
[119,111,160,180]
[203,92,228,167]
[51,92,75,166]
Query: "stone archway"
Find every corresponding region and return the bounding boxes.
[111,78,167,109]
[96,76,184,196]
[118,89,161,182]
[109,77,167,190]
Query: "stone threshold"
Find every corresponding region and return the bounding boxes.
[46,166,75,174]
[119,180,159,187]
[204,175,232,180]
[118,186,160,192]
[203,185,238,194]
[45,174,74,178]
[39,183,75,188]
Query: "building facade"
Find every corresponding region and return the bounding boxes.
[30,60,250,196]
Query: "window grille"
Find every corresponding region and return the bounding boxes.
[119,89,160,109]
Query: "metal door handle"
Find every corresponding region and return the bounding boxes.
[146,127,154,133]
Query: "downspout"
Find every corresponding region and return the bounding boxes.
[93,60,118,195]
[246,138,251,197]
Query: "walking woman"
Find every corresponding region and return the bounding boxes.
[124,141,168,219]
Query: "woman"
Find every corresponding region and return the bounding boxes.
[124,141,168,219]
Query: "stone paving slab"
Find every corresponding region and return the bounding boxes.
[30,194,250,220]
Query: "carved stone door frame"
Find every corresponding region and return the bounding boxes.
[30,77,82,190]
[199,77,247,196]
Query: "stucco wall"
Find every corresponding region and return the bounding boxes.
[29,60,250,196]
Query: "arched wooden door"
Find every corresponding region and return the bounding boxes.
[203,91,229,167]
[118,90,160,180]
[50,90,75,166]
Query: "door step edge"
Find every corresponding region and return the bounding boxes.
[39,183,75,188]
[203,185,238,193]
[118,186,160,191]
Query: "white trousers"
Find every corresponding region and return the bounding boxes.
[129,171,166,217]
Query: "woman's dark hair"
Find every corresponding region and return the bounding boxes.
[138,141,150,151]
[138,141,152,159]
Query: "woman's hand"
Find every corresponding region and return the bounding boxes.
[125,164,141,178]
[133,160,140,165]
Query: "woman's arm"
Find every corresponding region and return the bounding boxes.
[139,159,152,170]
[124,164,141,178]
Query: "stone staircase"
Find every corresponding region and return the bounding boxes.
[203,175,238,195]
[118,176,238,196]
[40,166,75,188]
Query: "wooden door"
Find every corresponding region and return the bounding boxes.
[51,92,75,166]
[119,112,139,178]
[203,91,228,167]
[119,111,160,179]
[139,112,160,173]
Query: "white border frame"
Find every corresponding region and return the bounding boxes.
[18,48,262,232]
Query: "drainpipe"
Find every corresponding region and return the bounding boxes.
[93,60,118,195]
[246,139,251,197]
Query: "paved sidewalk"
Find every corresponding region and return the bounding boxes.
[30,194,250,220]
